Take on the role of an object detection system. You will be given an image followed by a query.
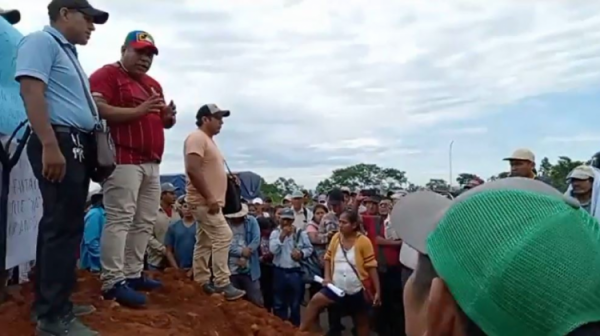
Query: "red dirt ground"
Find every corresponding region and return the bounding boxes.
[0,269,318,336]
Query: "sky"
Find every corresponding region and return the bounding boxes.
[3,0,600,189]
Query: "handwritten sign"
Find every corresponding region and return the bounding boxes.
[0,18,26,138]
[0,137,41,269]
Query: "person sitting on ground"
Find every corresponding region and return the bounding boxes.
[80,190,105,273]
[392,177,600,336]
[147,183,180,270]
[300,210,381,336]
[164,198,196,277]
[225,204,263,307]
[269,208,313,326]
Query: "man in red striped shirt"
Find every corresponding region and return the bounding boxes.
[89,30,176,307]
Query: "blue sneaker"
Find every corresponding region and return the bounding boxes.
[103,281,147,308]
[127,275,162,291]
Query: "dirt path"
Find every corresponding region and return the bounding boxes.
[0,269,317,336]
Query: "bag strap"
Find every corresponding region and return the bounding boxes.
[338,236,367,290]
[46,33,99,122]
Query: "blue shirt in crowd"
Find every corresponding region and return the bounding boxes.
[15,26,96,131]
[164,219,197,269]
[80,206,105,272]
[228,216,261,281]
[269,227,313,269]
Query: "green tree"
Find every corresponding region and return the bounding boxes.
[549,156,583,192]
[315,163,407,194]
[260,178,282,202]
[456,173,477,187]
[488,172,510,181]
[538,157,553,178]
[272,177,302,196]
[406,182,420,192]
[425,178,449,191]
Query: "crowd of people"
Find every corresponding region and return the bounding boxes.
[4,1,600,336]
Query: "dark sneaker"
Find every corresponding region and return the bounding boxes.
[103,281,146,308]
[126,275,162,291]
[36,314,98,336]
[202,282,218,295]
[31,304,96,323]
[215,284,245,301]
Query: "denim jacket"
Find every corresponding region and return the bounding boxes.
[269,227,313,269]
[228,216,261,281]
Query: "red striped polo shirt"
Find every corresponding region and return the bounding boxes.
[89,63,165,164]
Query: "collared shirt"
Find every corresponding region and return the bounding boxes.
[15,26,96,131]
[269,227,313,269]
[292,206,313,230]
[89,63,166,164]
[147,206,180,267]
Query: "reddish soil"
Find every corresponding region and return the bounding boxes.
[0,269,317,336]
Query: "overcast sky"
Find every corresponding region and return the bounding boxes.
[4,0,600,188]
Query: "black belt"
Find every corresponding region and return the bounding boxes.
[52,125,92,135]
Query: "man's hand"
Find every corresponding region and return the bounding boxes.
[241,247,252,258]
[135,93,164,114]
[207,200,220,215]
[237,258,248,268]
[291,249,302,261]
[42,143,66,183]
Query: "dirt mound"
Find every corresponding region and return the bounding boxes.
[0,269,317,336]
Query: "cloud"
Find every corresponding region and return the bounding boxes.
[5,0,600,187]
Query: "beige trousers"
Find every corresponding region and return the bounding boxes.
[100,163,160,291]
[191,205,233,287]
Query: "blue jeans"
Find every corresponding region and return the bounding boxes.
[272,267,304,326]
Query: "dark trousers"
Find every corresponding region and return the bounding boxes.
[230,273,264,307]
[28,130,91,320]
[376,266,406,336]
[260,263,274,312]
[272,267,304,326]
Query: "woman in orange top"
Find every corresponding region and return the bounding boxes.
[299,210,381,336]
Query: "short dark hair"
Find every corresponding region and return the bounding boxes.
[313,204,328,214]
[414,254,600,335]
[328,188,345,203]
[257,217,276,231]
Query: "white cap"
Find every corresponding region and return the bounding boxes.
[251,197,263,205]
[503,148,535,163]
[568,165,596,181]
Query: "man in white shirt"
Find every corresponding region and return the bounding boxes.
[290,190,312,229]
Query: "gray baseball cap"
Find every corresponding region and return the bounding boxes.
[161,182,178,193]
[279,207,295,220]
[390,177,577,254]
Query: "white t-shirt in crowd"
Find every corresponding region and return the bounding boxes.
[399,244,419,270]
[332,246,363,295]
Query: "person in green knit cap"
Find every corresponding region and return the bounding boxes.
[391,177,600,336]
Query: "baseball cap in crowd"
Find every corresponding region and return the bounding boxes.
[47,0,109,25]
[279,208,295,220]
[124,30,158,55]
[196,104,231,123]
[283,194,292,202]
[251,197,263,205]
[317,194,327,204]
[0,8,20,25]
[340,187,351,194]
[160,182,177,193]
[327,188,345,205]
[567,165,596,181]
[391,177,600,335]
[291,190,304,199]
[503,148,535,163]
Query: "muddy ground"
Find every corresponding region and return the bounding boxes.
[0,269,317,336]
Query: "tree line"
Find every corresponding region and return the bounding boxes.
[259,157,585,202]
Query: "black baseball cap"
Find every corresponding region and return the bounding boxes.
[48,0,109,25]
[0,9,20,25]
[196,104,231,121]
